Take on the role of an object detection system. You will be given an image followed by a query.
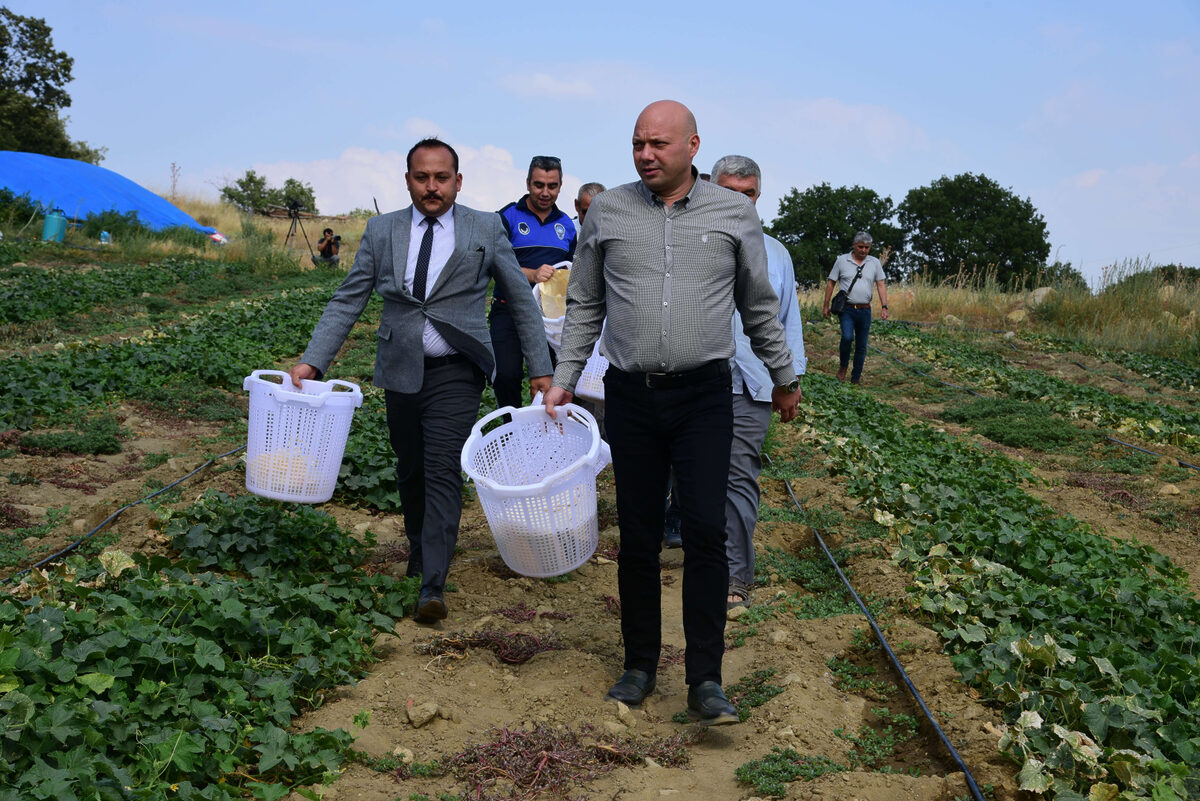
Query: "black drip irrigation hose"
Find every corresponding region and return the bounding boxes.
[763,451,986,801]
[1070,360,1130,385]
[869,342,1200,472]
[1103,435,1200,472]
[3,444,246,585]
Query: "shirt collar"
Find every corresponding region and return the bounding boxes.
[636,166,700,207]
[416,205,454,228]
[516,194,565,223]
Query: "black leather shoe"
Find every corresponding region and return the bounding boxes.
[606,669,656,706]
[663,516,682,549]
[414,592,447,624]
[687,681,739,726]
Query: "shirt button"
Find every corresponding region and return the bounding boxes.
[663,302,668,307]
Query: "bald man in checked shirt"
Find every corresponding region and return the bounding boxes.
[543,100,801,725]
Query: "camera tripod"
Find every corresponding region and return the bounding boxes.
[282,202,316,260]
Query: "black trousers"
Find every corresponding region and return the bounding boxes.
[385,358,485,595]
[488,302,526,411]
[603,365,733,686]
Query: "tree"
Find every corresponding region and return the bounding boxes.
[278,177,317,213]
[219,170,272,212]
[0,8,104,162]
[219,170,318,214]
[896,172,1050,285]
[767,183,904,285]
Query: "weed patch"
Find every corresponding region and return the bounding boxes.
[941,397,1093,451]
[827,656,896,701]
[19,413,124,455]
[727,668,785,722]
[438,724,696,801]
[415,631,565,665]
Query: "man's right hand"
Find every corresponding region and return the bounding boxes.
[542,385,574,419]
[534,264,556,282]
[289,363,318,388]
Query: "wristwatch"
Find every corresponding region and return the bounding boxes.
[778,378,800,393]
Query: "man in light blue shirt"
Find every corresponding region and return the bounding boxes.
[710,155,807,608]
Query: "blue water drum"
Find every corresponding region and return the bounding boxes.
[41,209,67,243]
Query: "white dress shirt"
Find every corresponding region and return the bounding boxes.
[405,207,456,356]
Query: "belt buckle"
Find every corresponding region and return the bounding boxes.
[645,371,667,389]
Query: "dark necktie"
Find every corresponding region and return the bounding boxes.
[412,216,437,301]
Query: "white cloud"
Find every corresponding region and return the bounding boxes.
[1040,160,1200,278]
[1073,168,1105,188]
[768,97,930,160]
[497,72,596,98]
[1182,154,1200,169]
[237,144,582,218]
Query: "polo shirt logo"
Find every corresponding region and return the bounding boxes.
[554,223,566,240]
[517,222,530,236]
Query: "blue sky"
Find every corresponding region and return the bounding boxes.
[17,1,1200,284]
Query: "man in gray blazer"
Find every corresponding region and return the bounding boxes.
[290,138,553,624]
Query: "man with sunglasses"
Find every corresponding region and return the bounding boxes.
[490,155,578,410]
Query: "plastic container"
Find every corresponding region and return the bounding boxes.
[573,341,609,402]
[461,403,611,577]
[41,209,67,243]
[242,370,363,503]
[532,260,571,350]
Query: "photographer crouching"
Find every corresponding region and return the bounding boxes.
[314,228,340,266]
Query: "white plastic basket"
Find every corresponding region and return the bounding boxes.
[242,370,363,503]
[574,341,609,402]
[461,403,611,577]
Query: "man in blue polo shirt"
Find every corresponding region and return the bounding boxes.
[490,155,578,410]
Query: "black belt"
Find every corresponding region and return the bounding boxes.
[607,360,730,390]
[424,353,470,369]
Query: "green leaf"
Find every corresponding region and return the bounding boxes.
[1091,656,1120,682]
[249,783,291,801]
[37,704,80,744]
[192,638,225,671]
[1017,757,1052,793]
[75,672,115,695]
[255,724,290,773]
[168,730,205,773]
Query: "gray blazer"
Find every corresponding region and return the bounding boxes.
[301,203,553,393]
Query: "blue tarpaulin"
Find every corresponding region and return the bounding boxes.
[0,151,216,233]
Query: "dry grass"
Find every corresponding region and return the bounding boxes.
[169,192,369,270]
[799,259,1199,359]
